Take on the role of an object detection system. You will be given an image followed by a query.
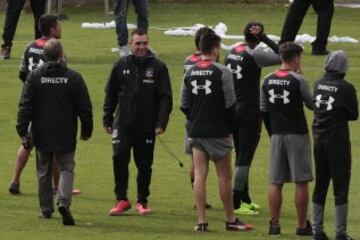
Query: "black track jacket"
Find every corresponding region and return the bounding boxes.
[17,62,93,152]
[103,52,173,133]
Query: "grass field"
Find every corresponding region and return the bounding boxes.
[1,2,360,239]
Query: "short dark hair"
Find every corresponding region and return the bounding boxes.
[244,21,264,43]
[44,39,63,61]
[279,42,303,63]
[38,14,58,37]
[199,33,221,55]
[195,27,215,50]
[130,28,148,38]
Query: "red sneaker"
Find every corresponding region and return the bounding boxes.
[136,203,152,215]
[109,200,131,216]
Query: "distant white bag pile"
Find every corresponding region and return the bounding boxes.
[81,21,358,43]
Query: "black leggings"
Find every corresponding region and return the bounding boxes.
[312,131,351,206]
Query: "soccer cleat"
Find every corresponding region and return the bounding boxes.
[234,205,259,215]
[58,203,75,226]
[247,202,260,211]
[9,182,20,195]
[109,200,131,216]
[194,222,208,232]
[313,231,329,240]
[136,202,152,215]
[0,46,11,60]
[119,45,130,57]
[241,202,260,211]
[226,218,254,231]
[296,220,313,236]
[269,220,281,235]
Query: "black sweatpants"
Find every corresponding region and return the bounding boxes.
[112,130,155,203]
[233,112,262,167]
[232,112,262,206]
[2,0,46,48]
[312,130,351,206]
[279,0,334,51]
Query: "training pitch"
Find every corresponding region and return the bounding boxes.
[0,2,359,239]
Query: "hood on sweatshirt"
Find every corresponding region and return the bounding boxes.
[324,50,348,74]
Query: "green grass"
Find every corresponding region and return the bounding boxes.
[1,2,360,239]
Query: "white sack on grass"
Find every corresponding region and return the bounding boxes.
[164,23,358,43]
[81,21,136,29]
[81,21,358,44]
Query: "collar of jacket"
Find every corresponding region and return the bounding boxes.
[42,61,67,75]
[129,50,155,65]
[323,71,345,80]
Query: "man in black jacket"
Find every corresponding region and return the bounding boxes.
[17,39,93,225]
[181,33,253,232]
[184,26,215,209]
[225,22,281,215]
[260,42,313,236]
[312,51,358,240]
[103,28,172,216]
[9,14,62,195]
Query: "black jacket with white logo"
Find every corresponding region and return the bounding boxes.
[313,72,358,139]
[103,52,173,133]
[19,38,48,82]
[180,59,236,138]
[224,37,280,114]
[17,62,93,152]
[260,69,313,134]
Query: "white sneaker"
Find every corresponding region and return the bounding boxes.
[119,45,130,57]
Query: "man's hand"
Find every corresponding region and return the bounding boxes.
[104,127,113,134]
[249,25,263,39]
[21,136,32,150]
[155,127,164,135]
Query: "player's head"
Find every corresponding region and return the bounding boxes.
[324,50,348,74]
[195,27,215,51]
[199,33,221,61]
[129,28,149,57]
[244,21,263,46]
[43,39,64,62]
[39,14,61,39]
[279,42,303,69]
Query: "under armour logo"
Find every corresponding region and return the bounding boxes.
[268,89,290,104]
[315,94,335,111]
[146,139,153,144]
[227,64,242,80]
[28,57,44,71]
[191,80,212,95]
[123,69,130,75]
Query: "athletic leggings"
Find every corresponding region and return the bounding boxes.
[312,130,351,206]
[232,112,261,201]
